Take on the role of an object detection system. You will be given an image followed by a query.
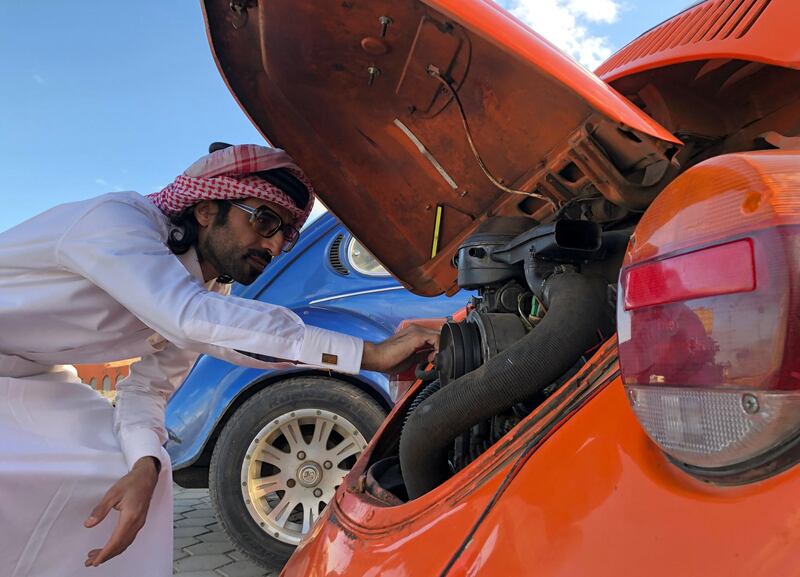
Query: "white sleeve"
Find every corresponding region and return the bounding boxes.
[54,197,363,374]
[113,343,197,470]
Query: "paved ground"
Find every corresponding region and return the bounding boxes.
[173,486,278,577]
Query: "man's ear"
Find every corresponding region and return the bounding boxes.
[193,201,215,227]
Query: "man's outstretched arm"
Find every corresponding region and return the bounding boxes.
[361,323,440,374]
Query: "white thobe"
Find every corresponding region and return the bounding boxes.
[0,191,364,576]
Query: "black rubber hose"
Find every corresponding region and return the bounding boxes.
[403,379,441,427]
[399,271,613,499]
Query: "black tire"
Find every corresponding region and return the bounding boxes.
[208,376,386,570]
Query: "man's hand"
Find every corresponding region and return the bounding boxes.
[83,456,160,567]
[361,324,440,374]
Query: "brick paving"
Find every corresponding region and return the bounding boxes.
[173,486,278,577]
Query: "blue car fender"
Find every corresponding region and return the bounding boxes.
[166,307,395,469]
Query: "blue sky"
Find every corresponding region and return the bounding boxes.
[1,0,691,233]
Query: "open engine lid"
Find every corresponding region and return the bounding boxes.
[202,0,681,295]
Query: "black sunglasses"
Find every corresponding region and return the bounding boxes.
[229,200,301,253]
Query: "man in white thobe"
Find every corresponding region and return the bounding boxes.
[0,143,437,577]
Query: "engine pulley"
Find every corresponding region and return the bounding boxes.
[437,312,529,386]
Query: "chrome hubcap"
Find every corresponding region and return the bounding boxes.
[297,462,322,487]
[241,408,368,545]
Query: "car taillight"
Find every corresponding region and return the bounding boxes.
[618,151,800,471]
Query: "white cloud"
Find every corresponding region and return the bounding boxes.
[495,0,621,69]
[565,0,620,23]
[32,74,45,85]
[95,178,108,186]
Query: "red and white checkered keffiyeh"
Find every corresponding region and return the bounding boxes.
[147,144,315,228]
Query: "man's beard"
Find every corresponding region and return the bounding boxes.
[199,232,272,285]
[239,249,273,283]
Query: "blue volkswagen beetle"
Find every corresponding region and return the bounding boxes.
[165,211,466,567]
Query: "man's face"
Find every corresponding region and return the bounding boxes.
[198,198,293,285]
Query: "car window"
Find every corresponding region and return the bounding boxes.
[346,237,389,277]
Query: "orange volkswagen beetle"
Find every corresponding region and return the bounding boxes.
[202,0,800,574]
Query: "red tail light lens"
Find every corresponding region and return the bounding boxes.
[618,152,800,472]
[623,239,755,310]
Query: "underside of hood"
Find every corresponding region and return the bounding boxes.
[202,0,681,295]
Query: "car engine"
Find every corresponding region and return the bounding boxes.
[365,215,630,500]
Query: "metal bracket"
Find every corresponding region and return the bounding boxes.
[230,0,255,30]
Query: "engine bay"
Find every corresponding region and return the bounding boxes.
[364,214,630,501]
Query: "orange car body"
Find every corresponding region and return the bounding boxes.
[290,377,800,576]
[287,158,800,577]
[201,0,800,574]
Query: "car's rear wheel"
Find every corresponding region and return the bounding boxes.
[208,376,386,569]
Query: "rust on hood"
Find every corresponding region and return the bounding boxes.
[202,0,681,295]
